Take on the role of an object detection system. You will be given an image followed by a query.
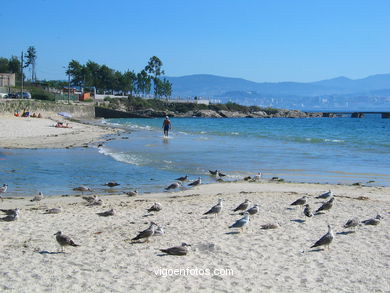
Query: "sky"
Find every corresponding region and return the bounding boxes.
[1,0,389,83]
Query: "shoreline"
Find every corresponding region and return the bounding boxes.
[0,181,389,292]
[0,114,121,149]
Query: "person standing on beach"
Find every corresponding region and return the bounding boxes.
[162,116,171,137]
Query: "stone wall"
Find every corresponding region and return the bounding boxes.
[0,100,95,119]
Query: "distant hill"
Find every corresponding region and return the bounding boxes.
[166,74,390,110]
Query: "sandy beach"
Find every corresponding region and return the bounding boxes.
[0,181,389,293]
[0,114,389,292]
[0,114,119,149]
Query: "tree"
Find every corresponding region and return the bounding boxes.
[67,60,85,86]
[121,70,137,96]
[24,46,37,81]
[0,58,8,73]
[136,70,151,97]
[145,56,167,97]
[8,56,22,81]
[85,60,100,87]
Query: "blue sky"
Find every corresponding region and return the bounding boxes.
[1,0,389,82]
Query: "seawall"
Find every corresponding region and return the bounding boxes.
[0,100,95,119]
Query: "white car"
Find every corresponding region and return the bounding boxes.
[0,93,8,98]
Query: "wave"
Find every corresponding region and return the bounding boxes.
[98,147,144,166]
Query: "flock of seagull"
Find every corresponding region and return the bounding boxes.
[0,173,385,255]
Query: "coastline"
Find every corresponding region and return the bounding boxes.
[0,113,121,149]
[0,181,389,292]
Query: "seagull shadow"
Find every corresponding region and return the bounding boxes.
[286,208,295,211]
[314,212,325,216]
[336,231,355,235]
[290,219,305,224]
[225,231,240,235]
[307,248,325,253]
[38,250,64,255]
[156,253,169,257]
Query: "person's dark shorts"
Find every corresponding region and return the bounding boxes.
[164,126,170,131]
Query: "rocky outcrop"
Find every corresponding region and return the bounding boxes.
[218,110,249,118]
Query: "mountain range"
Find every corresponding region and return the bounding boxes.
[166,74,390,110]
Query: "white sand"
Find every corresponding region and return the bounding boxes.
[0,114,119,149]
[0,181,389,293]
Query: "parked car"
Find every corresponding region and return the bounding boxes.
[6,93,17,99]
[0,93,8,98]
[15,92,32,99]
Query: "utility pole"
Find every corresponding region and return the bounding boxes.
[21,51,24,96]
[67,70,70,104]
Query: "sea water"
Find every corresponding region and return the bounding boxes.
[1,115,389,196]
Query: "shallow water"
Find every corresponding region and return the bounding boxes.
[1,115,389,196]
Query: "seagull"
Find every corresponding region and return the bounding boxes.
[316,190,333,199]
[243,176,252,181]
[54,231,80,252]
[73,186,93,195]
[188,177,201,187]
[82,195,98,203]
[233,199,250,212]
[147,202,162,213]
[165,182,182,191]
[303,204,313,218]
[260,223,279,229]
[315,197,335,213]
[44,207,63,214]
[0,208,20,221]
[175,175,188,182]
[160,243,191,256]
[244,204,260,215]
[343,217,360,229]
[132,222,157,242]
[229,212,250,232]
[209,170,218,176]
[0,184,8,200]
[125,190,138,197]
[87,198,103,206]
[290,196,307,206]
[97,208,116,217]
[31,192,44,202]
[252,173,262,181]
[217,171,226,177]
[103,182,120,187]
[362,214,382,226]
[203,198,223,217]
[311,224,334,249]
[154,225,165,236]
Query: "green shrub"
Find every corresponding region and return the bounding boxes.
[30,87,55,101]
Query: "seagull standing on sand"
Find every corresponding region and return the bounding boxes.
[154,225,165,236]
[233,199,250,212]
[188,177,201,187]
[316,190,333,199]
[132,222,157,242]
[0,184,8,200]
[343,218,360,229]
[315,197,335,213]
[290,195,307,206]
[165,182,182,191]
[54,231,80,252]
[125,190,138,197]
[147,202,162,213]
[311,224,334,249]
[44,207,63,214]
[229,212,250,232]
[160,243,191,256]
[31,192,44,202]
[245,204,260,215]
[303,204,313,218]
[97,208,116,217]
[252,173,262,181]
[73,186,93,195]
[209,170,218,176]
[203,198,223,217]
[82,195,98,203]
[0,208,20,221]
[362,214,382,226]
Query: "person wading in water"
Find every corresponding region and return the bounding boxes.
[162,116,172,137]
